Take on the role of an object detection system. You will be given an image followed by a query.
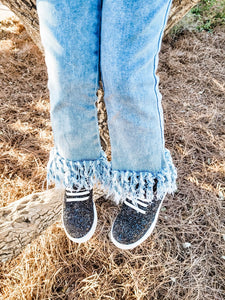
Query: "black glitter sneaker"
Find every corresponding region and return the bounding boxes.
[62,185,97,243]
[110,191,166,250]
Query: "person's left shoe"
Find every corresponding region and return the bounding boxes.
[62,185,97,243]
[110,192,166,250]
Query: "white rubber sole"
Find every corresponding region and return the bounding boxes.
[110,195,165,250]
[61,201,97,243]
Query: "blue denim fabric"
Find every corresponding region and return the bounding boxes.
[36,0,177,204]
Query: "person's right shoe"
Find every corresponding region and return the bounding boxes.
[62,185,97,243]
[110,192,166,250]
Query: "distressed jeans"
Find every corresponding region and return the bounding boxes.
[36,0,177,204]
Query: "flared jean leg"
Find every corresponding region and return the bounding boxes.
[36,0,109,190]
[100,0,177,203]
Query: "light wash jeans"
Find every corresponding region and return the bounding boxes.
[36,0,177,204]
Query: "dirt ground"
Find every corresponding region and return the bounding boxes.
[0,17,224,299]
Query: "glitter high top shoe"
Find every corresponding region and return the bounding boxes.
[110,190,166,250]
[62,185,97,243]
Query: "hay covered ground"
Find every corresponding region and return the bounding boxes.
[0,16,224,300]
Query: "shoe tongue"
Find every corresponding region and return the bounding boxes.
[72,184,87,191]
[72,184,80,190]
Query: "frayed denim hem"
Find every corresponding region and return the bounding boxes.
[47,147,177,205]
[96,148,177,205]
[46,147,110,191]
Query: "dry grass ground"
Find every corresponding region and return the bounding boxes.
[0,17,224,299]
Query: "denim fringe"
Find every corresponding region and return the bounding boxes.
[47,147,177,204]
[46,147,110,192]
[97,148,177,205]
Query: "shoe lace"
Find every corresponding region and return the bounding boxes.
[124,197,150,214]
[65,187,91,202]
[124,179,158,214]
